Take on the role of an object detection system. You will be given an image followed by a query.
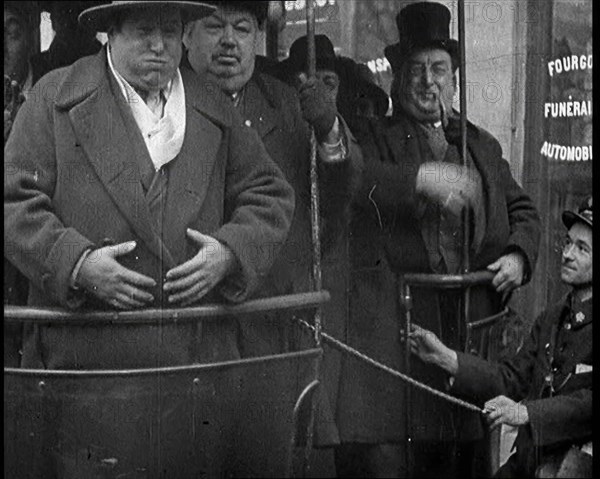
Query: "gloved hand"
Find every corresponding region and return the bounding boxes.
[439,98,462,147]
[298,73,338,141]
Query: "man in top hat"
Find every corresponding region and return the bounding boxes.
[409,196,592,478]
[5,0,294,370]
[29,1,105,85]
[341,2,541,477]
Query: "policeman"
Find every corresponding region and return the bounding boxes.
[409,196,592,477]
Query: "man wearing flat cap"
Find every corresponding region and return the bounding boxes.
[341,2,541,477]
[5,0,294,371]
[410,196,592,478]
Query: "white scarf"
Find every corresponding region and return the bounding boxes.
[107,45,186,171]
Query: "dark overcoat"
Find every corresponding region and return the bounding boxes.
[335,114,541,443]
[454,295,592,477]
[4,49,295,370]
[232,72,363,446]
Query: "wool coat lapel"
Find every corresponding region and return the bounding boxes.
[58,49,175,267]
[161,68,225,259]
[242,76,279,139]
[381,116,431,224]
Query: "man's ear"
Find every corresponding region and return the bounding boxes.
[182,20,197,49]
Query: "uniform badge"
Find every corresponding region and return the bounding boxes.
[575,312,585,323]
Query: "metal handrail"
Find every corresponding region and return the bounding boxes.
[4,349,322,378]
[400,271,495,289]
[3,291,330,325]
[467,308,511,330]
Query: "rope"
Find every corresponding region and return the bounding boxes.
[296,319,483,414]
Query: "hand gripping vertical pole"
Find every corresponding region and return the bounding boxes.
[302,1,323,476]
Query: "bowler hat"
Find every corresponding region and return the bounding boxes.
[202,1,269,26]
[563,196,593,229]
[385,2,459,74]
[282,34,337,75]
[78,1,216,32]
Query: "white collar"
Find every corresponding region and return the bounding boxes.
[107,44,187,171]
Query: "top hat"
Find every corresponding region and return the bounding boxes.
[78,1,216,32]
[385,2,459,74]
[563,196,593,229]
[282,34,337,75]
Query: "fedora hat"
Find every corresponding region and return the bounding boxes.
[385,2,459,74]
[78,1,216,32]
[563,196,593,229]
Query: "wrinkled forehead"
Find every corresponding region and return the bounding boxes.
[113,5,183,28]
[568,222,593,249]
[407,48,452,66]
[208,6,258,25]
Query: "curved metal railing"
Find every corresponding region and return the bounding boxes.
[4,292,330,478]
[400,271,496,289]
[398,269,509,476]
[3,291,330,325]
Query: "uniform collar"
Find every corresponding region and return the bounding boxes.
[567,292,593,329]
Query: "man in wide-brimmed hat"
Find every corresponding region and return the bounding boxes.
[341,2,541,477]
[410,196,592,477]
[5,2,295,474]
[5,0,294,369]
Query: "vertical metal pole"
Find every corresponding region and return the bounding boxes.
[401,279,414,477]
[302,1,322,476]
[266,1,280,62]
[458,0,471,350]
[306,0,321,347]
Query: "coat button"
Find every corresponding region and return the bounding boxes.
[245,120,252,127]
[564,323,572,330]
